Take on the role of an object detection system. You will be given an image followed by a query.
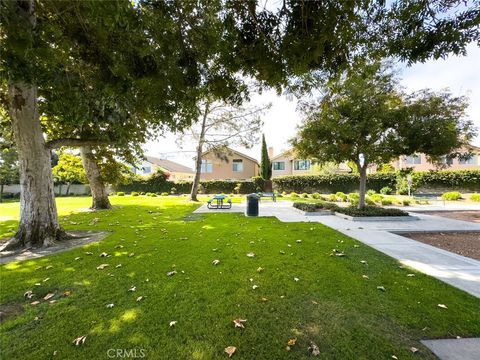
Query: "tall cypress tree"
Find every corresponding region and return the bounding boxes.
[260,134,272,180]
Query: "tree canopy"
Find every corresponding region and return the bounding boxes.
[292,61,476,207]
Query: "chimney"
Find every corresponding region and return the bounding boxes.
[268,147,274,159]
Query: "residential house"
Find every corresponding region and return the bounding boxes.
[199,147,259,180]
[134,156,195,181]
[270,148,351,177]
[392,145,480,171]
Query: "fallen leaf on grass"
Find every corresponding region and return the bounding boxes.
[261,297,268,302]
[362,275,369,279]
[167,271,177,277]
[212,259,220,266]
[224,346,236,358]
[437,304,448,309]
[360,260,367,264]
[45,265,53,270]
[246,252,255,258]
[233,318,246,329]
[377,286,386,292]
[49,300,57,304]
[100,252,109,257]
[24,290,34,299]
[296,240,302,243]
[73,335,87,346]
[63,291,71,297]
[43,293,55,301]
[308,342,320,356]
[74,257,81,261]
[252,285,259,290]
[334,253,345,257]
[89,218,100,225]
[115,264,122,268]
[97,264,109,270]
[311,300,318,305]
[128,286,136,292]
[128,253,135,257]
[287,338,296,346]
[136,296,144,302]
[169,321,177,327]
[279,251,285,255]
[407,273,415,277]
[293,277,299,282]
[410,347,419,353]
[31,301,40,306]
[106,303,114,308]
[114,245,124,249]
[85,252,93,255]
[256,267,264,273]
[43,277,50,282]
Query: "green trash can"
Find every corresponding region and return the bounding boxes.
[246,193,260,216]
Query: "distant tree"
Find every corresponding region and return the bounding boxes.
[179,99,269,201]
[0,147,19,203]
[259,134,272,190]
[292,62,476,208]
[52,152,86,196]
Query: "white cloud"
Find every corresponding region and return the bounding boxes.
[144,43,480,168]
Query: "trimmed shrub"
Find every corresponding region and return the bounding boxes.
[370,194,383,203]
[402,199,411,206]
[311,192,321,199]
[365,196,375,205]
[290,192,299,198]
[381,198,393,205]
[441,191,462,201]
[328,194,337,202]
[470,193,480,202]
[367,189,376,196]
[116,192,125,196]
[380,186,392,195]
[335,192,347,202]
[131,192,139,196]
[335,205,408,217]
[301,193,309,198]
[161,192,169,196]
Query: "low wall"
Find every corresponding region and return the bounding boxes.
[2,184,91,196]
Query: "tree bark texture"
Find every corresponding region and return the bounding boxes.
[2,82,65,250]
[190,102,210,201]
[358,164,367,209]
[80,146,111,210]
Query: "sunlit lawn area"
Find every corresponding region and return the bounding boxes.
[1,196,479,359]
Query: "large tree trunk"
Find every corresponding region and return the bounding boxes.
[358,163,367,209]
[80,146,111,210]
[1,82,65,251]
[0,184,4,203]
[190,102,210,202]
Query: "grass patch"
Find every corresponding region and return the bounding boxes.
[1,196,479,359]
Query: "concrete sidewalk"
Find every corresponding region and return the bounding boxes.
[194,201,480,298]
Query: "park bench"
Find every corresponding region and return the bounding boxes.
[257,192,276,202]
[412,194,445,205]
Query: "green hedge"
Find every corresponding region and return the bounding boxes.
[273,173,396,194]
[116,173,265,195]
[293,201,408,216]
[274,170,480,195]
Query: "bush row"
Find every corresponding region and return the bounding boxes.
[116,172,265,195]
[293,201,408,217]
[274,170,480,194]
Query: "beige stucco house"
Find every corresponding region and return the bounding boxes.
[199,147,259,180]
[391,145,480,171]
[135,156,195,181]
[270,149,313,177]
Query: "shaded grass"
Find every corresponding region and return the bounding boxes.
[0,196,479,359]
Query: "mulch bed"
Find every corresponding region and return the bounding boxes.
[403,232,480,260]
[418,211,480,223]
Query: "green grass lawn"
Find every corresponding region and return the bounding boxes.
[1,196,479,359]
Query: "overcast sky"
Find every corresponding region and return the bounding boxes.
[143,42,480,169]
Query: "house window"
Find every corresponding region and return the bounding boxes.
[441,156,453,166]
[294,160,311,170]
[201,160,213,173]
[405,155,421,165]
[273,161,285,170]
[232,159,243,172]
[143,166,151,174]
[459,155,476,165]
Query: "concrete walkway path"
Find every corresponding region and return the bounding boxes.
[194,201,480,298]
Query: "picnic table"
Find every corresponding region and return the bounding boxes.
[207,195,232,209]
